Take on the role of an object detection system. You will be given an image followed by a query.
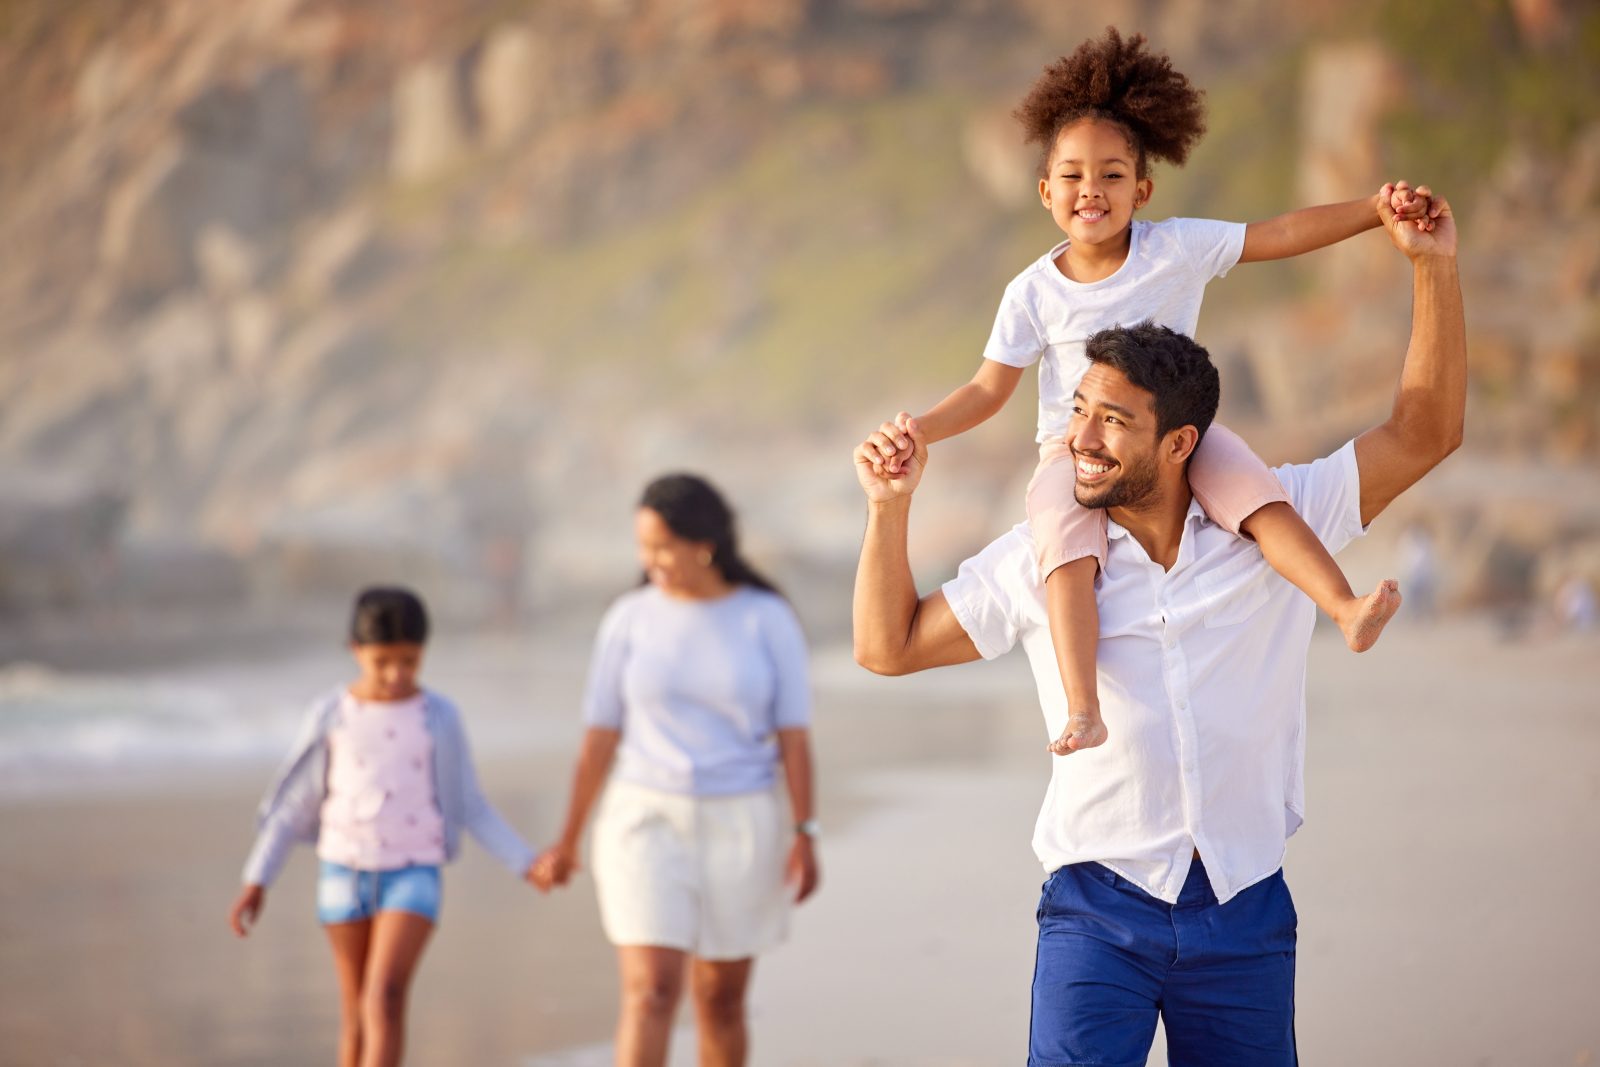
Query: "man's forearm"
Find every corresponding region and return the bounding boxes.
[1394,256,1467,453]
[852,498,920,673]
[1355,242,1466,526]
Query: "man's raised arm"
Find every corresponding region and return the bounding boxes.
[1355,186,1466,527]
[852,416,982,675]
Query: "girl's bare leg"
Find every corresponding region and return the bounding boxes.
[616,945,688,1067]
[1243,501,1402,650]
[690,956,754,1067]
[325,920,373,1067]
[1045,557,1108,755]
[358,910,434,1067]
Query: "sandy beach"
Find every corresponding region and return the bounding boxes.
[2,616,1598,1066]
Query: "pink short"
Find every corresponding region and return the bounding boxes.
[1026,423,1290,579]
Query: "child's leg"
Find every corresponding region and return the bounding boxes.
[324,920,372,1067]
[617,944,688,1067]
[359,910,434,1067]
[1192,425,1402,651]
[1028,439,1109,754]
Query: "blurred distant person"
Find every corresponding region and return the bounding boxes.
[854,189,1461,1064]
[862,29,1437,757]
[1398,522,1442,619]
[531,474,819,1067]
[1555,573,1599,632]
[228,587,540,1067]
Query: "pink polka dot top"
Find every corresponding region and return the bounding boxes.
[317,692,447,870]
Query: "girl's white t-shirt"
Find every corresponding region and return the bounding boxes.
[982,217,1247,442]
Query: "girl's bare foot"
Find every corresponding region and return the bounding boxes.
[1048,714,1108,756]
[1337,578,1403,652]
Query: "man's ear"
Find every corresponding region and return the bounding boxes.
[1164,425,1200,466]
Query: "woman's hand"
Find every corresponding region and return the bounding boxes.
[786,835,820,904]
[530,841,580,892]
[229,884,265,937]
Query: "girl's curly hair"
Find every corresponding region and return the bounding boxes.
[1014,28,1206,179]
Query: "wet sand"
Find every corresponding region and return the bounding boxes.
[2,618,1598,1065]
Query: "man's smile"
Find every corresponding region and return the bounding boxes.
[1074,452,1118,483]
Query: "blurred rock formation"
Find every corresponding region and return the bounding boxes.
[0,0,1595,630]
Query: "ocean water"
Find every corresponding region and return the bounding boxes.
[0,631,595,800]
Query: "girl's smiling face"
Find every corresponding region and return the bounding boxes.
[1039,119,1154,256]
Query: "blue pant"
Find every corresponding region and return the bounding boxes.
[1029,858,1297,1067]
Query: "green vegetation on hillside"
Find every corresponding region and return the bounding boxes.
[1367,0,1600,199]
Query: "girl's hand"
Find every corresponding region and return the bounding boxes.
[229,884,265,937]
[863,412,916,478]
[529,842,579,892]
[1383,180,1436,233]
[786,835,821,904]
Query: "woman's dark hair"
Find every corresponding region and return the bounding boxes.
[638,474,781,596]
[1014,27,1206,179]
[1084,321,1220,443]
[349,586,430,645]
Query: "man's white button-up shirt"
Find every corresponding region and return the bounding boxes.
[943,442,1367,904]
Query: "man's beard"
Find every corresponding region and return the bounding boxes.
[1073,449,1161,511]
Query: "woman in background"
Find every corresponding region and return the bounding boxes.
[532,474,820,1067]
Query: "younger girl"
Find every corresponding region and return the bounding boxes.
[228,587,539,1067]
[867,29,1433,755]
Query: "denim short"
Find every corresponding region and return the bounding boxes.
[1029,858,1297,1067]
[316,861,442,925]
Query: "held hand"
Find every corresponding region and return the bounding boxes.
[862,412,917,477]
[1384,180,1435,231]
[229,884,265,938]
[786,835,821,904]
[1377,184,1455,260]
[529,842,579,892]
[854,415,929,503]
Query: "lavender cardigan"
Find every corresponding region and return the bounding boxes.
[241,688,534,886]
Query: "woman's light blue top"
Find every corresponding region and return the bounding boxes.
[582,584,812,796]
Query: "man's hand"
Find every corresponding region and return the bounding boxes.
[1378,183,1454,258]
[855,415,929,503]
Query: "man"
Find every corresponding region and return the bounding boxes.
[851,190,1461,1066]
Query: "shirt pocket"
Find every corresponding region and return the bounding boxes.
[1194,550,1271,629]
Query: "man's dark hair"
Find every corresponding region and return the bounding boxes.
[349,586,430,645]
[1014,27,1206,179]
[1084,322,1220,441]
